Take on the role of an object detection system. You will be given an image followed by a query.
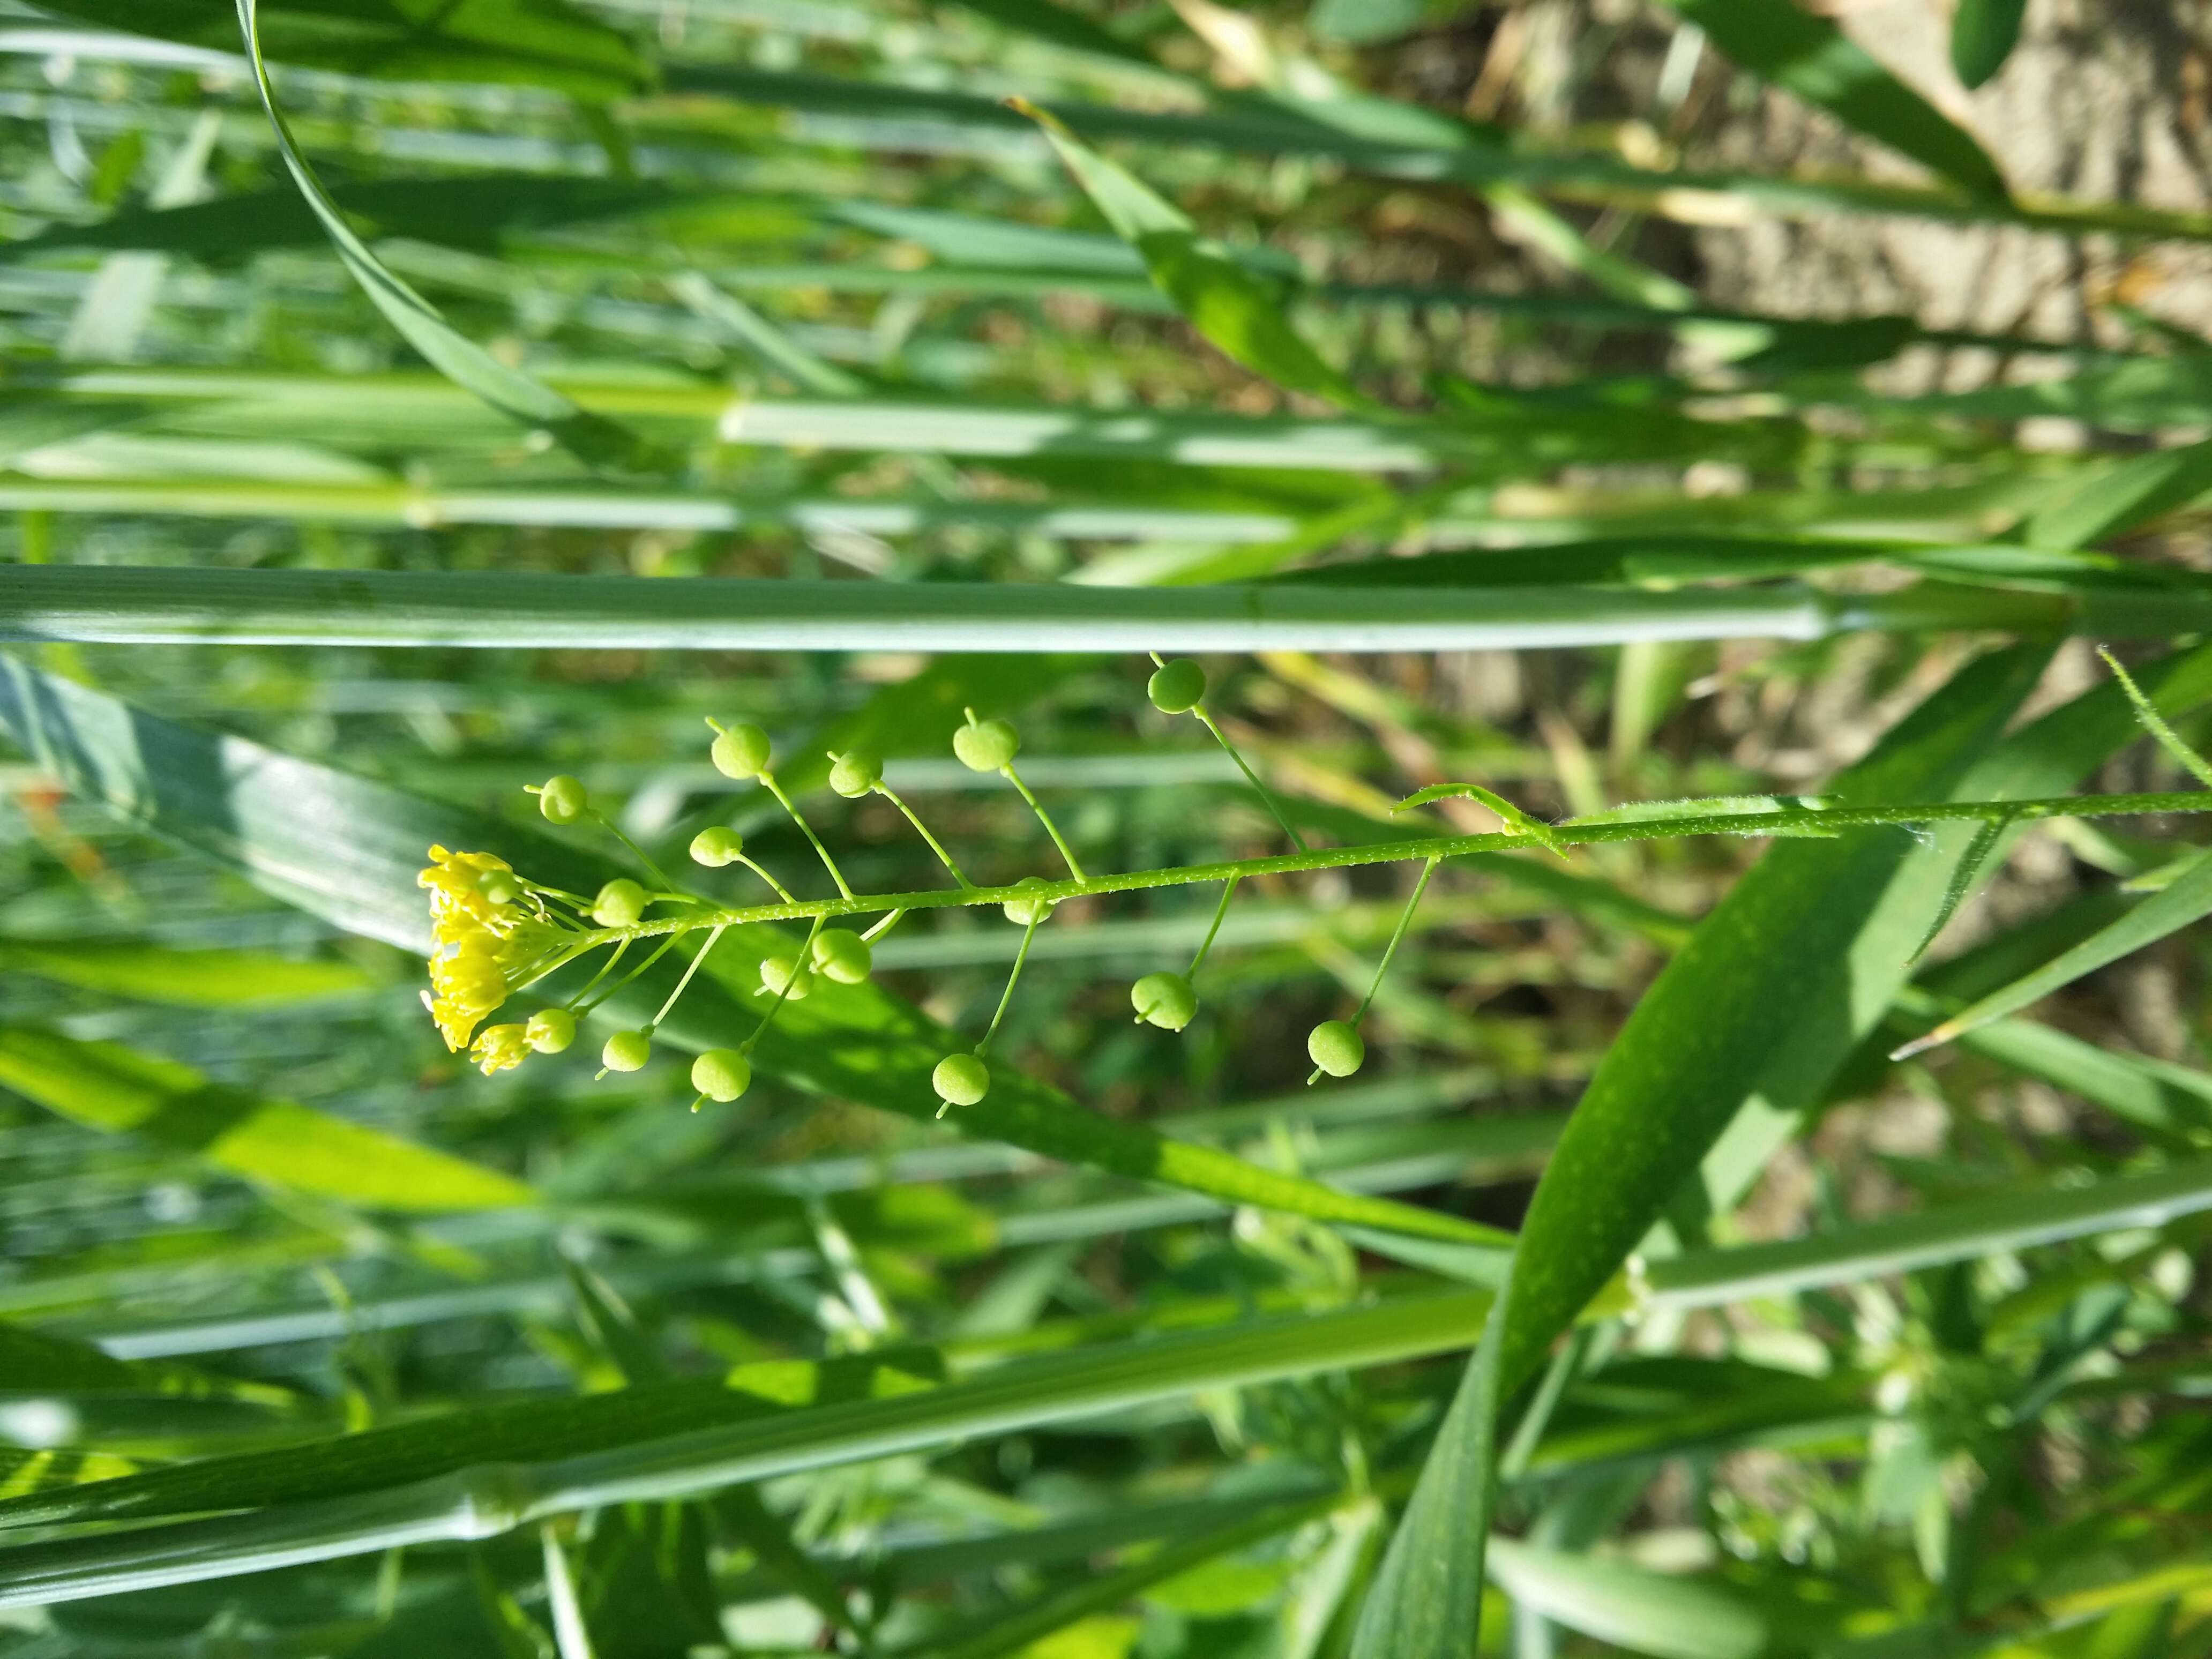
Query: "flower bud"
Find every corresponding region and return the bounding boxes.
[1307,1020,1365,1078]
[710,722,773,781]
[602,1028,652,1072]
[1147,659,1207,715]
[538,774,588,825]
[526,1008,576,1053]
[811,929,872,984]
[691,1048,752,1103]
[761,955,814,1001]
[1131,970,1197,1032]
[953,717,1019,773]
[1001,876,1056,926]
[828,751,882,799]
[592,878,648,927]
[932,1052,990,1107]
[690,826,745,868]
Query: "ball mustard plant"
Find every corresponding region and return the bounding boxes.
[1307,1020,1365,1078]
[761,954,814,1001]
[591,878,648,927]
[536,774,588,825]
[526,1008,576,1053]
[811,929,872,984]
[691,1048,752,1103]
[602,1029,652,1073]
[710,721,773,781]
[828,751,882,799]
[1131,970,1197,1032]
[932,1052,990,1108]
[690,826,745,868]
[1147,659,1207,714]
[953,715,1019,773]
[1001,876,1056,926]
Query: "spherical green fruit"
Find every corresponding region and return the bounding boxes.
[828,751,881,798]
[933,1052,990,1107]
[811,929,872,984]
[760,955,814,1000]
[526,1008,576,1054]
[538,774,588,825]
[592,878,648,927]
[690,826,745,868]
[1147,659,1207,715]
[953,718,1019,772]
[1307,1020,1365,1078]
[477,868,520,905]
[602,1029,652,1072]
[691,1048,752,1102]
[1131,971,1196,1032]
[1002,876,1056,926]
[710,722,772,781]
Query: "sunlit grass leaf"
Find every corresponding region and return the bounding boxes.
[1658,0,2008,200]
[42,0,645,96]
[0,656,1498,1248]
[1951,0,2027,89]
[1485,1537,1768,1659]
[233,0,663,475]
[0,938,372,1007]
[0,1026,537,1213]
[1019,102,1365,407]
[0,1322,301,1409]
[1893,849,2212,1059]
[2025,438,2212,551]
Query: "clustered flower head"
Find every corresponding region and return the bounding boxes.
[419,845,579,1075]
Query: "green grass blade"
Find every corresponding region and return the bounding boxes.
[1656,0,2008,200]
[1893,848,2212,1058]
[1951,0,2028,88]
[0,1026,537,1213]
[0,938,371,1007]
[233,0,660,474]
[1485,1537,1768,1659]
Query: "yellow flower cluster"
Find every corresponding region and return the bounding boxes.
[419,846,562,1071]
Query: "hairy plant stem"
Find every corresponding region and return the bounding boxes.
[580,789,2212,947]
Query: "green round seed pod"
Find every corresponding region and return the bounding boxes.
[526,1008,576,1054]
[1306,1020,1365,1078]
[1147,659,1207,715]
[691,1048,752,1103]
[690,826,745,868]
[1001,876,1057,926]
[538,774,588,825]
[760,955,814,1001]
[477,868,520,905]
[710,722,773,781]
[932,1052,990,1107]
[811,928,872,984]
[1131,970,1197,1032]
[592,878,648,927]
[602,1028,652,1073]
[828,751,882,799]
[953,718,1020,772]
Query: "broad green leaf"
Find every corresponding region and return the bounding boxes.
[233,0,662,475]
[0,938,371,1006]
[0,1026,537,1213]
[1020,104,1366,406]
[1951,0,2027,88]
[1893,848,2212,1058]
[1658,0,2008,200]
[0,656,1499,1249]
[1485,1538,1768,1659]
[0,1321,296,1408]
[41,0,645,96]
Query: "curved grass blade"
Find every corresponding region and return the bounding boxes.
[233,0,663,474]
[1484,1537,1767,1659]
[0,938,372,1007]
[1657,0,2008,200]
[0,1026,537,1213]
[0,656,1499,1249]
[1018,101,1366,407]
